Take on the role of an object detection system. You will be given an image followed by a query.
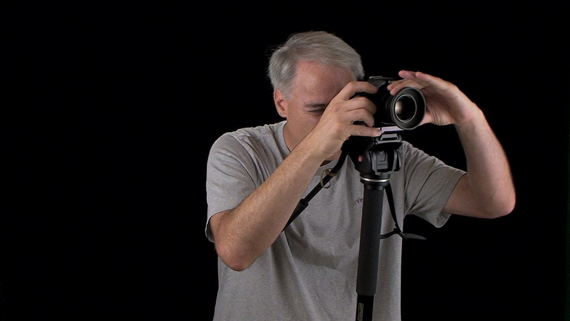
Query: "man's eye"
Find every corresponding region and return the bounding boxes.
[308,109,325,115]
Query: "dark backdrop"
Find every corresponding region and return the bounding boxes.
[4,2,569,321]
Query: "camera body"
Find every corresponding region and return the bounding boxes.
[364,76,425,131]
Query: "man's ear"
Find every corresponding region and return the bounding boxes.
[274,89,287,118]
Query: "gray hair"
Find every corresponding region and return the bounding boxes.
[267,31,364,97]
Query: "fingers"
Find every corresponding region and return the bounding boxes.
[387,70,442,95]
[327,93,376,128]
[337,80,378,100]
[351,123,383,137]
[329,80,378,126]
[398,70,432,82]
[321,80,381,138]
[347,100,376,127]
[397,70,417,79]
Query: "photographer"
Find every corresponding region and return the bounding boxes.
[205,30,515,321]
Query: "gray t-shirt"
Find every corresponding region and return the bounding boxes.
[205,121,464,321]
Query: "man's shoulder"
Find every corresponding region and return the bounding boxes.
[232,121,285,137]
[218,121,285,143]
[212,121,286,151]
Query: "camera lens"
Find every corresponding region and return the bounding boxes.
[364,76,426,130]
[384,87,425,130]
[394,96,415,120]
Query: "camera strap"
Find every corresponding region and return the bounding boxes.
[283,150,348,230]
[283,151,425,241]
[381,184,425,240]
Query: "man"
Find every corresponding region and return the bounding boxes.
[205,30,515,321]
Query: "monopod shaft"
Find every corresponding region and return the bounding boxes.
[355,181,385,321]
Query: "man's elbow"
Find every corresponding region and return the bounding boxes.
[215,241,256,272]
[486,193,516,219]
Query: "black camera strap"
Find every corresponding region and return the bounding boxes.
[283,150,348,230]
[283,152,425,241]
[381,184,425,240]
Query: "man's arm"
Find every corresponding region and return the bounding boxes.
[209,139,324,271]
[389,70,515,218]
[445,108,516,218]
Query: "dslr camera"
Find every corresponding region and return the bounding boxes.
[363,76,425,131]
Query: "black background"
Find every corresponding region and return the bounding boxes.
[4,2,569,321]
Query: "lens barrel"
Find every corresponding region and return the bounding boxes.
[366,76,425,130]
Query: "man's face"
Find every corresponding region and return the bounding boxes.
[275,61,355,154]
